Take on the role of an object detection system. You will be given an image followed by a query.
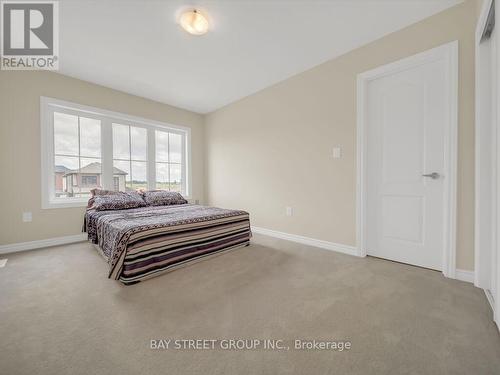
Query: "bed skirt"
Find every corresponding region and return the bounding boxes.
[92,240,251,285]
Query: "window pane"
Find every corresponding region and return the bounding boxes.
[112,163,128,192]
[113,160,131,190]
[54,112,78,156]
[80,117,101,158]
[131,161,147,190]
[54,155,79,171]
[54,156,78,198]
[81,175,98,186]
[113,175,123,192]
[169,133,182,164]
[131,127,147,161]
[112,123,129,159]
[156,163,169,190]
[169,164,182,192]
[78,158,101,197]
[155,130,169,162]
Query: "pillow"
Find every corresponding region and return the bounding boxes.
[91,188,121,197]
[142,190,188,206]
[93,191,146,211]
[87,189,122,208]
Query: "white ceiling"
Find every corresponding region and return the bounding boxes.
[59,0,462,114]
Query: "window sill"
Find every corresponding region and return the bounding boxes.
[43,195,194,209]
[42,199,89,209]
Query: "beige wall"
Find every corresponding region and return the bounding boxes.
[205,0,477,270]
[0,1,480,270]
[0,71,205,245]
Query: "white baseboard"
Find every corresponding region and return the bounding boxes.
[251,227,479,283]
[484,289,495,311]
[0,234,87,255]
[455,269,475,283]
[251,226,359,257]
[483,290,499,333]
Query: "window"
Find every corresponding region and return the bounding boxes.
[155,130,184,192]
[113,124,148,191]
[53,112,101,198]
[81,176,98,186]
[41,97,190,208]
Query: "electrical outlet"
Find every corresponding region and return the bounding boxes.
[286,207,293,217]
[22,212,32,222]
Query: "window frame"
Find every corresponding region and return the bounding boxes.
[41,96,192,209]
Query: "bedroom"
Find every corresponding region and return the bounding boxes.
[0,0,499,374]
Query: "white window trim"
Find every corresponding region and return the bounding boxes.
[41,96,192,209]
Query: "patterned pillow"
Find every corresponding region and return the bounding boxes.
[93,192,146,211]
[91,188,121,197]
[87,189,122,208]
[142,191,188,206]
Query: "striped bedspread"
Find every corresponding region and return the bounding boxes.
[85,204,251,284]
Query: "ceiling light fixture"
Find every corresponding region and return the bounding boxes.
[179,9,209,36]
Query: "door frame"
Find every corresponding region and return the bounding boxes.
[356,41,459,279]
[475,0,499,327]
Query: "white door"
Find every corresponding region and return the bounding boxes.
[365,50,451,270]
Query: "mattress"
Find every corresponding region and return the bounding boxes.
[85,204,251,284]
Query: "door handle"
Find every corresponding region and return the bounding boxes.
[422,172,440,179]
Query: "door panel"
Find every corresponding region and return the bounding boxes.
[366,58,447,270]
[382,82,423,185]
[381,195,424,243]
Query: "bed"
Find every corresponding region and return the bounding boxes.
[85,198,251,285]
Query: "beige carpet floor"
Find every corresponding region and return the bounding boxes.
[0,233,499,375]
